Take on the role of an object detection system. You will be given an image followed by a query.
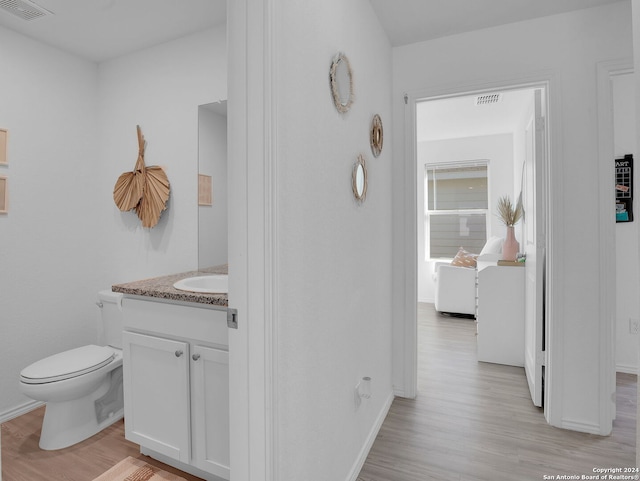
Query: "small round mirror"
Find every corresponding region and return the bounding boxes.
[330,53,354,113]
[352,154,368,202]
[370,114,383,157]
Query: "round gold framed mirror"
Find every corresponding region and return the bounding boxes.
[330,53,354,114]
[352,154,368,202]
[370,114,383,157]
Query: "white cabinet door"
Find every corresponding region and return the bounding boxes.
[123,331,191,463]
[191,345,230,479]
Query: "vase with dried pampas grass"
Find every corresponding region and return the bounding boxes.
[496,195,523,261]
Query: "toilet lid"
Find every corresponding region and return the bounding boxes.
[20,345,115,384]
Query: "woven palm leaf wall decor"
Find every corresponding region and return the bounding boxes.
[113,125,170,228]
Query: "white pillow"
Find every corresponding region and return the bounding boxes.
[480,236,503,255]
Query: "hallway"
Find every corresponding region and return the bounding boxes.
[358,303,636,481]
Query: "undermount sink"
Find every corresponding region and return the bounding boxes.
[173,274,228,294]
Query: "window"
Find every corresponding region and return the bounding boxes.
[425,161,489,258]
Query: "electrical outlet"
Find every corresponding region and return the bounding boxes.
[354,376,371,409]
[629,318,639,335]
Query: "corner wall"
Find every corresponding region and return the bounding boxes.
[97,26,227,285]
[0,27,100,416]
[274,0,393,479]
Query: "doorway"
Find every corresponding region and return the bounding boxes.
[410,83,548,412]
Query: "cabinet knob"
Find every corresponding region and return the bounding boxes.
[192,353,201,361]
[175,350,183,357]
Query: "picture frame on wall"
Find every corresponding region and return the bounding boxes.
[615,154,633,222]
[198,174,212,206]
[0,176,8,214]
[0,129,7,165]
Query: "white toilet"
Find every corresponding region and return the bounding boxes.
[19,290,125,450]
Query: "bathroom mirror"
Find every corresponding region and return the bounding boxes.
[370,114,383,157]
[330,53,354,113]
[198,100,228,269]
[352,154,368,202]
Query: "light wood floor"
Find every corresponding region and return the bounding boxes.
[2,304,636,481]
[357,303,637,481]
[1,408,204,481]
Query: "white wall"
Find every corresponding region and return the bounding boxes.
[0,25,226,419]
[274,0,393,479]
[631,0,640,466]
[97,26,227,285]
[417,133,515,302]
[612,73,640,373]
[0,26,100,417]
[198,107,228,268]
[392,2,633,433]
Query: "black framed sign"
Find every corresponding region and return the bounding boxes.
[616,154,633,223]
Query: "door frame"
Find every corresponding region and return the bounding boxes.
[227,0,278,479]
[596,58,632,424]
[396,73,568,428]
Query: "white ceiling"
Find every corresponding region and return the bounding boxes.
[0,0,625,63]
[0,0,226,62]
[369,0,624,47]
[0,0,622,140]
[416,89,535,143]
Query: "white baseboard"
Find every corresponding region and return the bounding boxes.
[616,363,638,375]
[346,391,394,481]
[392,387,407,397]
[561,417,604,435]
[0,400,43,424]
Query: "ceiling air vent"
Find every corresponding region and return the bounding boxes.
[0,0,52,20]
[475,93,502,106]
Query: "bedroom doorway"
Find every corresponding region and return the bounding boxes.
[413,84,547,410]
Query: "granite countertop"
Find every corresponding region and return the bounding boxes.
[112,264,228,307]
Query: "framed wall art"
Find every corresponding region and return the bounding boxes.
[198,174,212,206]
[370,114,383,157]
[329,52,354,114]
[352,154,368,203]
[615,154,633,222]
[0,176,8,214]
[0,129,7,165]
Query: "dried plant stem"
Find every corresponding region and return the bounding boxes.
[497,195,522,226]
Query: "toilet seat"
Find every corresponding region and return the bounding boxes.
[20,345,115,384]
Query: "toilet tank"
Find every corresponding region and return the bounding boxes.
[97,290,124,349]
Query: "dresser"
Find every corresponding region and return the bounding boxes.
[476,264,525,367]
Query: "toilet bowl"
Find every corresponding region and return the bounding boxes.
[19,291,125,450]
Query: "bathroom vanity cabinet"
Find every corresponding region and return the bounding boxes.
[121,297,229,481]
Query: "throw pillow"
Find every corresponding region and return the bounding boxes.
[451,247,478,268]
[480,236,503,255]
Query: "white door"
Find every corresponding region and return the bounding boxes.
[523,89,546,407]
